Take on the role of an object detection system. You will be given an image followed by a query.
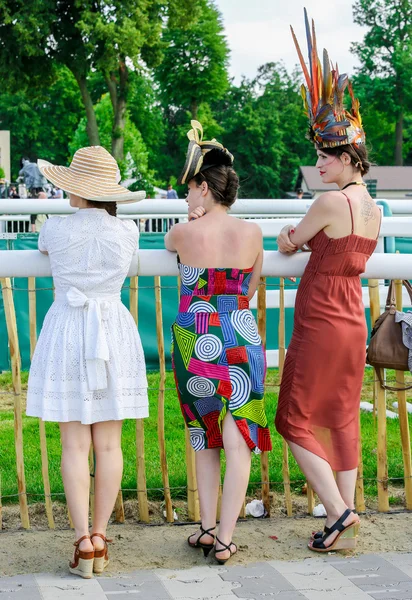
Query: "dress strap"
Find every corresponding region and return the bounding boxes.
[341,192,354,234]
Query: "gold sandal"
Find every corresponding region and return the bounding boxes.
[91,533,112,574]
[69,535,94,579]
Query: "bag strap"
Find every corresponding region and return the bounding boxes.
[385,280,412,310]
[385,281,396,310]
[376,368,412,392]
[402,280,412,304]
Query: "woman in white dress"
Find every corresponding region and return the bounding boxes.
[26,146,148,578]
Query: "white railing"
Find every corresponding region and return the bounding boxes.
[1,249,412,280]
[2,198,412,216]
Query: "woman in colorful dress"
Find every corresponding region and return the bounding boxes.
[275,11,381,552]
[165,121,272,564]
[26,146,149,577]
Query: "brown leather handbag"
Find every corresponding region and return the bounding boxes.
[366,280,412,391]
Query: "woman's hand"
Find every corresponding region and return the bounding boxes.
[277,225,297,254]
[189,207,206,221]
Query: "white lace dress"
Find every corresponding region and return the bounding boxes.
[26,208,149,424]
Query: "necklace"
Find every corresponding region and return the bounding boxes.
[341,181,366,191]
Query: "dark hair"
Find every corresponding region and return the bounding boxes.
[320,144,371,175]
[86,199,117,216]
[193,165,239,208]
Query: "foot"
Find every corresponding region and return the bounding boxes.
[77,536,94,553]
[215,538,237,562]
[91,534,106,553]
[188,527,215,547]
[309,510,359,550]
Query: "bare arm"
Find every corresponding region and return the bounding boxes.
[277,193,335,254]
[247,228,263,300]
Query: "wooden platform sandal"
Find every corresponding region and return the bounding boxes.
[69,535,94,579]
[187,525,216,557]
[91,533,112,574]
[309,509,360,553]
[214,537,237,565]
[312,509,358,540]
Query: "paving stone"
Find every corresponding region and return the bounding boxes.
[98,570,173,599]
[385,554,412,580]
[0,574,41,600]
[270,558,372,598]
[327,554,412,584]
[357,580,412,599]
[35,573,107,599]
[156,565,239,599]
[220,561,306,599]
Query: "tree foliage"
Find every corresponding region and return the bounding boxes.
[351,0,412,164]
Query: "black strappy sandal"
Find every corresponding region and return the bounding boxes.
[312,509,357,540]
[309,508,360,553]
[214,536,237,565]
[187,525,216,557]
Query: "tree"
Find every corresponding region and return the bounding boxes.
[154,0,229,119]
[69,94,154,193]
[0,66,84,178]
[0,0,197,159]
[351,0,412,165]
[212,64,313,198]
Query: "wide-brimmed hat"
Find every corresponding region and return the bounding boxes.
[38,146,146,203]
[178,121,234,185]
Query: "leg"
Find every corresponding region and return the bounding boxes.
[91,420,124,551]
[216,413,251,560]
[60,422,93,552]
[288,441,359,546]
[336,469,358,509]
[189,447,221,546]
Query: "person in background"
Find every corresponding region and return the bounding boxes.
[31,191,48,233]
[296,188,304,199]
[9,185,19,199]
[167,184,179,227]
[53,186,63,199]
[166,183,179,199]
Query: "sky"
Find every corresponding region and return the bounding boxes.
[215,0,368,84]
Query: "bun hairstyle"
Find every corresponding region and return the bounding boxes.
[321,143,371,175]
[193,148,240,208]
[86,199,117,216]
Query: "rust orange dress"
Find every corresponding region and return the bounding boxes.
[275,195,380,471]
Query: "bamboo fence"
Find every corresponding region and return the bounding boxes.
[0,274,411,530]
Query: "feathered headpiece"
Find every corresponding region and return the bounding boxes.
[291,9,365,148]
[178,120,234,185]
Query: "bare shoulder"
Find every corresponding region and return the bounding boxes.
[169,222,188,238]
[236,218,262,239]
[315,191,344,206]
[312,191,347,214]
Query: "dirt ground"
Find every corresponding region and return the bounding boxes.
[1,497,411,577]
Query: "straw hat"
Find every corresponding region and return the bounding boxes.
[38,146,146,203]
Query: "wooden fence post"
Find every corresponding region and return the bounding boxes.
[368,279,389,512]
[129,275,150,522]
[1,278,30,529]
[154,276,174,522]
[395,279,412,509]
[28,277,55,529]
[278,278,293,516]
[257,277,270,516]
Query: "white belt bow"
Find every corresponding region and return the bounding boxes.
[66,287,118,391]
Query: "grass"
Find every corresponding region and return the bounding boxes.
[0,368,410,506]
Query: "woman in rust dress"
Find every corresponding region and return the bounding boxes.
[275,11,381,553]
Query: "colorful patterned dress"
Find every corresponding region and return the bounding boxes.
[171,260,272,454]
